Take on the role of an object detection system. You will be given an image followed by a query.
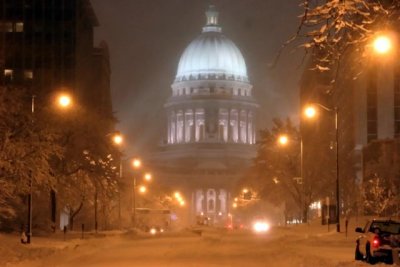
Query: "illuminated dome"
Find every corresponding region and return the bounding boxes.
[175,6,248,82]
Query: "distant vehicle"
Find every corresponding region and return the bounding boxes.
[252,220,270,234]
[355,219,400,264]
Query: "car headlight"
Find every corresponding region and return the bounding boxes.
[150,228,157,235]
[252,221,270,233]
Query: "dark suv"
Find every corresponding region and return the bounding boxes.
[355,219,400,264]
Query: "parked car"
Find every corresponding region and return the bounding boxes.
[355,219,400,264]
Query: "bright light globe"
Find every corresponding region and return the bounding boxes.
[150,228,157,235]
[373,36,391,54]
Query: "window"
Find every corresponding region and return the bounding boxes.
[4,69,13,77]
[24,70,33,80]
[395,121,400,137]
[0,22,13,32]
[15,22,24,32]
[0,22,24,32]
[367,107,377,121]
[367,121,377,136]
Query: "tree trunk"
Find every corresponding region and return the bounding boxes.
[50,190,56,232]
[69,201,84,231]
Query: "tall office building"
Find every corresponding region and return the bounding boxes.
[300,43,400,213]
[0,0,112,117]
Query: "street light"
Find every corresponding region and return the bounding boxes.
[139,185,147,194]
[28,93,73,244]
[174,192,181,199]
[131,158,141,227]
[304,106,317,119]
[132,158,141,169]
[57,93,72,108]
[144,173,152,182]
[373,34,392,55]
[277,134,289,146]
[112,132,123,146]
[276,134,304,222]
[110,131,123,229]
[303,103,340,232]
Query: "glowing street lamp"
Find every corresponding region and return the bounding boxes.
[277,135,289,146]
[179,200,185,207]
[174,192,181,199]
[232,203,238,208]
[57,94,72,108]
[132,158,142,169]
[139,185,147,194]
[144,173,152,182]
[373,34,392,55]
[303,103,340,232]
[304,106,317,119]
[28,92,73,244]
[109,131,123,229]
[242,188,249,194]
[112,133,123,145]
[131,157,142,227]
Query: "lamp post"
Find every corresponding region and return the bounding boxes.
[277,134,304,222]
[304,104,339,232]
[131,180,150,228]
[131,158,142,228]
[110,132,123,229]
[27,93,72,244]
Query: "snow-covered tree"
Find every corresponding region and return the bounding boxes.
[53,110,120,230]
[0,87,62,227]
[362,144,400,217]
[248,118,304,220]
[362,175,396,217]
[294,0,390,73]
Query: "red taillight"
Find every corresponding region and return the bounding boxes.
[372,237,380,248]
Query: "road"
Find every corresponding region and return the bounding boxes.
[8,226,368,267]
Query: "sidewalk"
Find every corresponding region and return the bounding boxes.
[0,230,125,266]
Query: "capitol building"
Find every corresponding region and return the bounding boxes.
[152,6,258,224]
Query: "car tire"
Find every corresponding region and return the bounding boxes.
[366,243,376,264]
[355,245,363,261]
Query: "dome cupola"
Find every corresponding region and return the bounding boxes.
[175,5,248,83]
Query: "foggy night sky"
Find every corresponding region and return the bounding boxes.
[91,0,304,156]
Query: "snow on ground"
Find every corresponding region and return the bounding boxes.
[0,217,393,267]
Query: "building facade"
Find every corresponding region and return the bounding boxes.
[0,0,115,230]
[152,6,258,224]
[0,0,112,117]
[300,40,400,214]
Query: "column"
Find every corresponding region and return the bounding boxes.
[237,109,240,143]
[183,109,186,143]
[228,108,231,142]
[167,111,171,144]
[175,110,179,144]
[191,109,195,142]
[253,117,256,144]
[246,109,250,144]
[244,110,248,143]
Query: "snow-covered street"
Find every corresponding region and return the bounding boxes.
[1,220,380,267]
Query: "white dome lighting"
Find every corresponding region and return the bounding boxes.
[175,6,248,82]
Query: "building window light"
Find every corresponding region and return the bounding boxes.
[24,70,33,80]
[15,22,24,32]
[0,22,13,32]
[4,69,13,77]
